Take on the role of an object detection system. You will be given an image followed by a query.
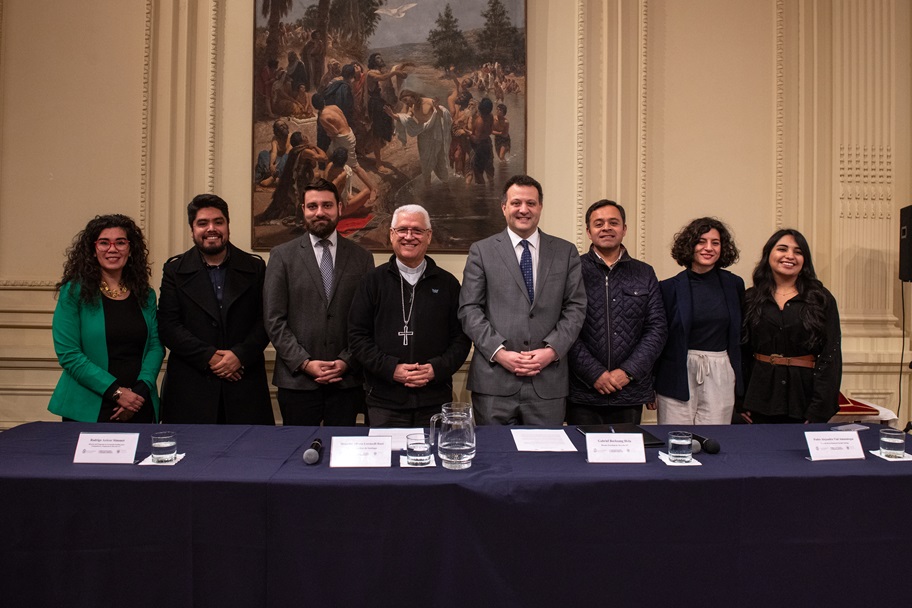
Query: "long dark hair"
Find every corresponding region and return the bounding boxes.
[57,214,152,304]
[743,228,828,349]
[670,217,739,268]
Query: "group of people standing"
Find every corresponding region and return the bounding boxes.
[652,220,841,425]
[49,173,842,428]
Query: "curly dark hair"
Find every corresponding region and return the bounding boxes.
[670,217,739,269]
[743,228,828,350]
[56,214,152,305]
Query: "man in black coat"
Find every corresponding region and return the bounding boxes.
[158,194,274,424]
[348,204,471,427]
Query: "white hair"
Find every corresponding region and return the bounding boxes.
[391,204,432,229]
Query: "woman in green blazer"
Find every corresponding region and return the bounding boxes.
[49,214,164,422]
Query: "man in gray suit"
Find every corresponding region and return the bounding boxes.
[264,179,374,425]
[458,174,587,425]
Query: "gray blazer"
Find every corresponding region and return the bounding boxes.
[264,233,374,390]
[458,229,587,399]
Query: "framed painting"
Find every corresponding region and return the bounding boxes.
[252,0,527,252]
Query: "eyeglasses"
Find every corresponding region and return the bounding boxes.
[95,238,130,251]
[391,227,429,238]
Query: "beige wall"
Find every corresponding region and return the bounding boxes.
[1,0,910,428]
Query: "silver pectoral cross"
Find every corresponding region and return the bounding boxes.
[398,324,414,346]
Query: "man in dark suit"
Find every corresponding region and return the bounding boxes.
[458,174,587,425]
[264,179,374,426]
[158,193,274,424]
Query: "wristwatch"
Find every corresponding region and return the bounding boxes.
[112,388,123,401]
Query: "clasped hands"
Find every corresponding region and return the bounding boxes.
[301,359,348,384]
[209,350,243,381]
[494,347,556,377]
[393,363,435,388]
[593,369,631,395]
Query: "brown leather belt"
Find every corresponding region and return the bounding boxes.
[754,353,816,369]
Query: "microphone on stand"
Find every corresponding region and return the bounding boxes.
[303,438,323,464]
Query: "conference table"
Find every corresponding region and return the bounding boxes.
[0,422,909,607]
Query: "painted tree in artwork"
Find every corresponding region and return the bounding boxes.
[477,0,524,66]
[428,4,475,71]
[326,0,385,56]
[261,0,294,59]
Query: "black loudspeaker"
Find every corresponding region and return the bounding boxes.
[901,205,912,281]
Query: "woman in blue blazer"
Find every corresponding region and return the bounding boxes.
[49,214,164,423]
[654,218,743,424]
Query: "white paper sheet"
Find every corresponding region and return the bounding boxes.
[658,451,702,466]
[511,429,577,452]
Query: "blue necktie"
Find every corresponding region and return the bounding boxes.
[318,239,333,299]
[520,239,534,304]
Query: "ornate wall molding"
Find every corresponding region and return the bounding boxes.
[575,0,586,250]
[834,0,895,224]
[775,0,785,228]
[636,0,648,260]
[139,0,153,229]
[838,144,893,219]
[206,0,219,192]
[831,0,897,324]
[0,282,55,290]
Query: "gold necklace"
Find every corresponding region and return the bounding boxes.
[775,288,797,297]
[100,281,129,299]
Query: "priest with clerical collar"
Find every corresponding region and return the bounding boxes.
[348,204,471,428]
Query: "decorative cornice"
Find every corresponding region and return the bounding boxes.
[637,0,648,260]
[140,0,152,230]
[207,0,219,192]
[0,282,56,290]
[774,0,784,229]
[575,0,585,251]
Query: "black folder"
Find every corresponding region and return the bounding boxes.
[575,423,665,447]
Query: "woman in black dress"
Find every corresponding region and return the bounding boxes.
[741,229,841,423]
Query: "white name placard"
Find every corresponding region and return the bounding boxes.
[73,433,139,464]
[368,427,424,452]
[329,436,392,467]
[805,431,865,461]
[585,433,646,463]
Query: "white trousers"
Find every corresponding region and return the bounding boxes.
[656,349,735,425]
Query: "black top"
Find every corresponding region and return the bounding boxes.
[348,255,471,410]
[742,288,842,422]
[687,268,729,351]
[101,294,153,422]
[204,248,230,307]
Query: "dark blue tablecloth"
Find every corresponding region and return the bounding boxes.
[0,422,908,607]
